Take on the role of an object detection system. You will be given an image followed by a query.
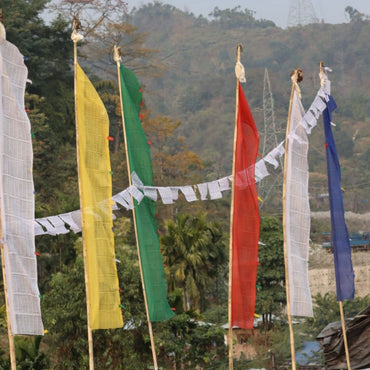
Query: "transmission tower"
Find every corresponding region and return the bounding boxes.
[258,69,283,211]
[287,0,319,27]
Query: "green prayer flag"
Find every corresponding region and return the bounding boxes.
[119,64,174,322]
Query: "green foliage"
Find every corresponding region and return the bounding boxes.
[255,217,285,324]
[160,213,227,311]
[131,4,370,214]
[15,336,50,369]
[209,6,276,29]
[302,293,370,338]
[154,313,227,368]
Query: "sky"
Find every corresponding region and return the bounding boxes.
[126,0,370,28]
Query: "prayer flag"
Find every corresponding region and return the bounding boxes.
[119,64,174,322]
[76,63,123,329]
[231,82,260,329]
[0,39,44,335]
[284,89,313,317]
[323,96,354,301]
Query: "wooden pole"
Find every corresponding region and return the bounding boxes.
[72,21,94,370]
[282,69,302,370]
[114,46,158,370]
[0,245,16,370]
[0,19,16,370]
[227,43,242,370]
[339,301,351,370]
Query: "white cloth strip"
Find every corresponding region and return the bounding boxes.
[264,152,279,169]
[131,171,143,188]
[208,180,222,200]
[218,177,231,192]
[113,190,133,209]
[128,185,144,203]
[171,187,179,201]
[179,186,197,202]
[0,40,44,334]
[34,220,47,236]
[58,212,81,233]
[157,187,174,204]
[255,160,269,183]
[285,89,313,317]
[46,216,70,235]
[143,187,158,201]
[36,218,57,235]
[197,183,208,200]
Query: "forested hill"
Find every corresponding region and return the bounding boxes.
[128,3,370,213]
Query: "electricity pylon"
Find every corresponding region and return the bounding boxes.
[257,69,283,212]
[287,0,319,27]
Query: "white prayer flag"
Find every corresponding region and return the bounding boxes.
[255,160,269,183]
[59,212,81,233]
[179,186,197,202]
[46,216,70,235]
[157,187,174,204]
[143,187,158,201]
[218,177,231,192]
[197,183,208,200]
[208,180,222,200]
[0,40,44,334]
[284,89,313,317]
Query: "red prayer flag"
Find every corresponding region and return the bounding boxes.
[231,82,260,329]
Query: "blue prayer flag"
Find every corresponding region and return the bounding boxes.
[323,96,355,301]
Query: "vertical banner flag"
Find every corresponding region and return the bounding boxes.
[231,82,260,329]
[76,64,123,329]
[284,89,313,317]
[323,96,355,301]
[0,40,44,335]
[119,64,174,322]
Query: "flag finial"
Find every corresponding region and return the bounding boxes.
[71,16,84,43]
[113,45,121,63]
[290,69,303,97]
[235,44,246,83]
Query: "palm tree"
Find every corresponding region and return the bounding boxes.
[160,213,227,311]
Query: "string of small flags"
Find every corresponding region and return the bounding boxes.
[34,70,331,236]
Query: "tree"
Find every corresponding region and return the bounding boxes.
[41,232,153,369]
[255,216,286,327]
[154,312,227,368]
[49,0,128,38]
[160,213,227,311]
[345,6,367,23]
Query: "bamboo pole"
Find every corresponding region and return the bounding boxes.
[227,43,242,370]
[114,46,158,370]
[72,20,94,369]
[0,18,16,370]
[339,301,351,370]
[0,244,16,370]
[282,69,302,370]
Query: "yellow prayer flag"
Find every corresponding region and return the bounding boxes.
[76,63,123,329]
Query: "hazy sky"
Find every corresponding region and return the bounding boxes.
[127,0,370,28]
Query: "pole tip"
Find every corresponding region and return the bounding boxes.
[290,69,303,83]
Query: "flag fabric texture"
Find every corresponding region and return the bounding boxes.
[323,96,355,301]
[284,89,313,317]
[75,63,123,329]
[119,64,174,322]
[231,82,260,329]
[0,39,44,335]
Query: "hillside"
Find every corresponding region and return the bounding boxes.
[123,3,370,216]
